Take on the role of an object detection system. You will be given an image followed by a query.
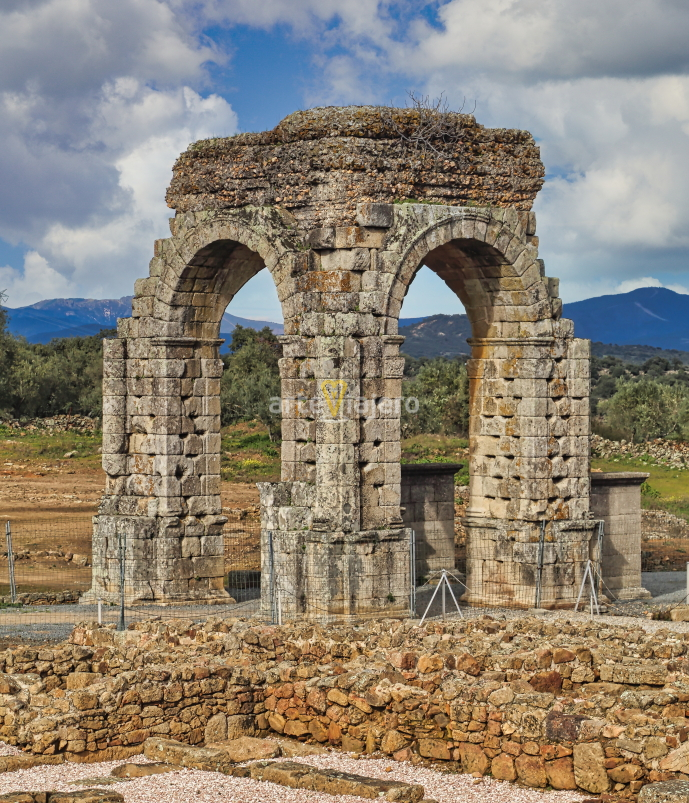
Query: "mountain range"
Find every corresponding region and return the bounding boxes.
[3,286,689,361]
[1,296,284,350]
[397,287,689,362]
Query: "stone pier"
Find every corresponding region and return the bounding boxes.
[591,472,651,601]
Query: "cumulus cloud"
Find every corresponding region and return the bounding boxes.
[288,0,689,304]
[613,277,689,295]
[3,0,689,309]
[186,0,391,40]
[0,0,236,307]
[400,0,689,83]
[0,251,76,306]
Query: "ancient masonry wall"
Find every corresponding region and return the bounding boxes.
[401,464,460,579]
[87,105,596,612]
[3,618,689,797]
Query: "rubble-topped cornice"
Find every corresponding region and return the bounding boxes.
[166,106,545,228]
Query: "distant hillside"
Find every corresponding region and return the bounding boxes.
[564,287,689,350]
[7,286,689,361]
[399,314,472,358]
[590,342,689,365]
[398,288,689,364]
[3,297,283,345]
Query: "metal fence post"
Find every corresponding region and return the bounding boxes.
[410,529,416,618]
[268,530,276,624]
[117,531,126,631]
[5,522,16,604]
[534,520,546,608]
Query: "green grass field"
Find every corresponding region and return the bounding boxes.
[2,422,686,521]
[0,424,101,466]
[221,422,281,482]
[591,454,689,520]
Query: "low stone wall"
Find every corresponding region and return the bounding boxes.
[0,592,80,607]
[643,510,689,541]
[4,617,689,796]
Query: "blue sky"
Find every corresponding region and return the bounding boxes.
[1,0,689,321]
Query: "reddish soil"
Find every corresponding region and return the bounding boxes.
[0,461,259,520]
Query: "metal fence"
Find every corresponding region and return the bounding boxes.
[0,515,263,638]
[1,514,678,637]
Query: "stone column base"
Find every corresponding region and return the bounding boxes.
[461,516,599,610]
[78,588,232,605]
[260,527,413,621]
[607,586,652,601]
[81,513,231,605]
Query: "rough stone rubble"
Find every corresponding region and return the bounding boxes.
[2,617,689,797]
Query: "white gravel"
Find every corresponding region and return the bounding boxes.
[0,745,588,803]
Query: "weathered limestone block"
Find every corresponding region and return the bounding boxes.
[143,737,234,773]
[640,781,689,803]
[401,464,460,579]
[590,472,651,601]
[249,760,424,803]
[573,743,610,794]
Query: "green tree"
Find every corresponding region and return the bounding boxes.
[401,357,469,437]
[0,308,112,420]
[0,291,18,416]
[220,325,282,439]
[600,380,689,442]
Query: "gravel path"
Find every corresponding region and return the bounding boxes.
[0,746,589,803]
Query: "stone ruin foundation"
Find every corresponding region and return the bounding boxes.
[4,615,689,800]
[591,472,652,602]
[82,105,603,615]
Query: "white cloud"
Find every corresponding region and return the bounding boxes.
[3,0,689,311]
[399,0,689,83]
[40,83,237,298]
[294,1,689,304]
[0,0,237,303]
[0,251,76,307]
[188,0,390,40]
[613,277,689,295]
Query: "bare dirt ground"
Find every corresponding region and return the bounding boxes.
[0,460,259,520]
[0,455,260,598]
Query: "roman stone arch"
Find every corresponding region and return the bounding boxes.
[82,208,302,604]
[386,206,592,607]
[85,105,596,614]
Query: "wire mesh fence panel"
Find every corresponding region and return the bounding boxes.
[223,514,261,609]
[1,516,94,602]
[0,516,96,641]
[1,511,671,636]
[641,538,688,572]
[0,515,267,637]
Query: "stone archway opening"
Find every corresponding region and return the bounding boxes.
[82,229,288,606]
[392,221,592,609]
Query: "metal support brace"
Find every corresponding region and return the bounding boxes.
[574,559,601,616]
[419,569,465,625]
[5,522,16,604]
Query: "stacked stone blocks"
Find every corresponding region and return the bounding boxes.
[85,106,596,612]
